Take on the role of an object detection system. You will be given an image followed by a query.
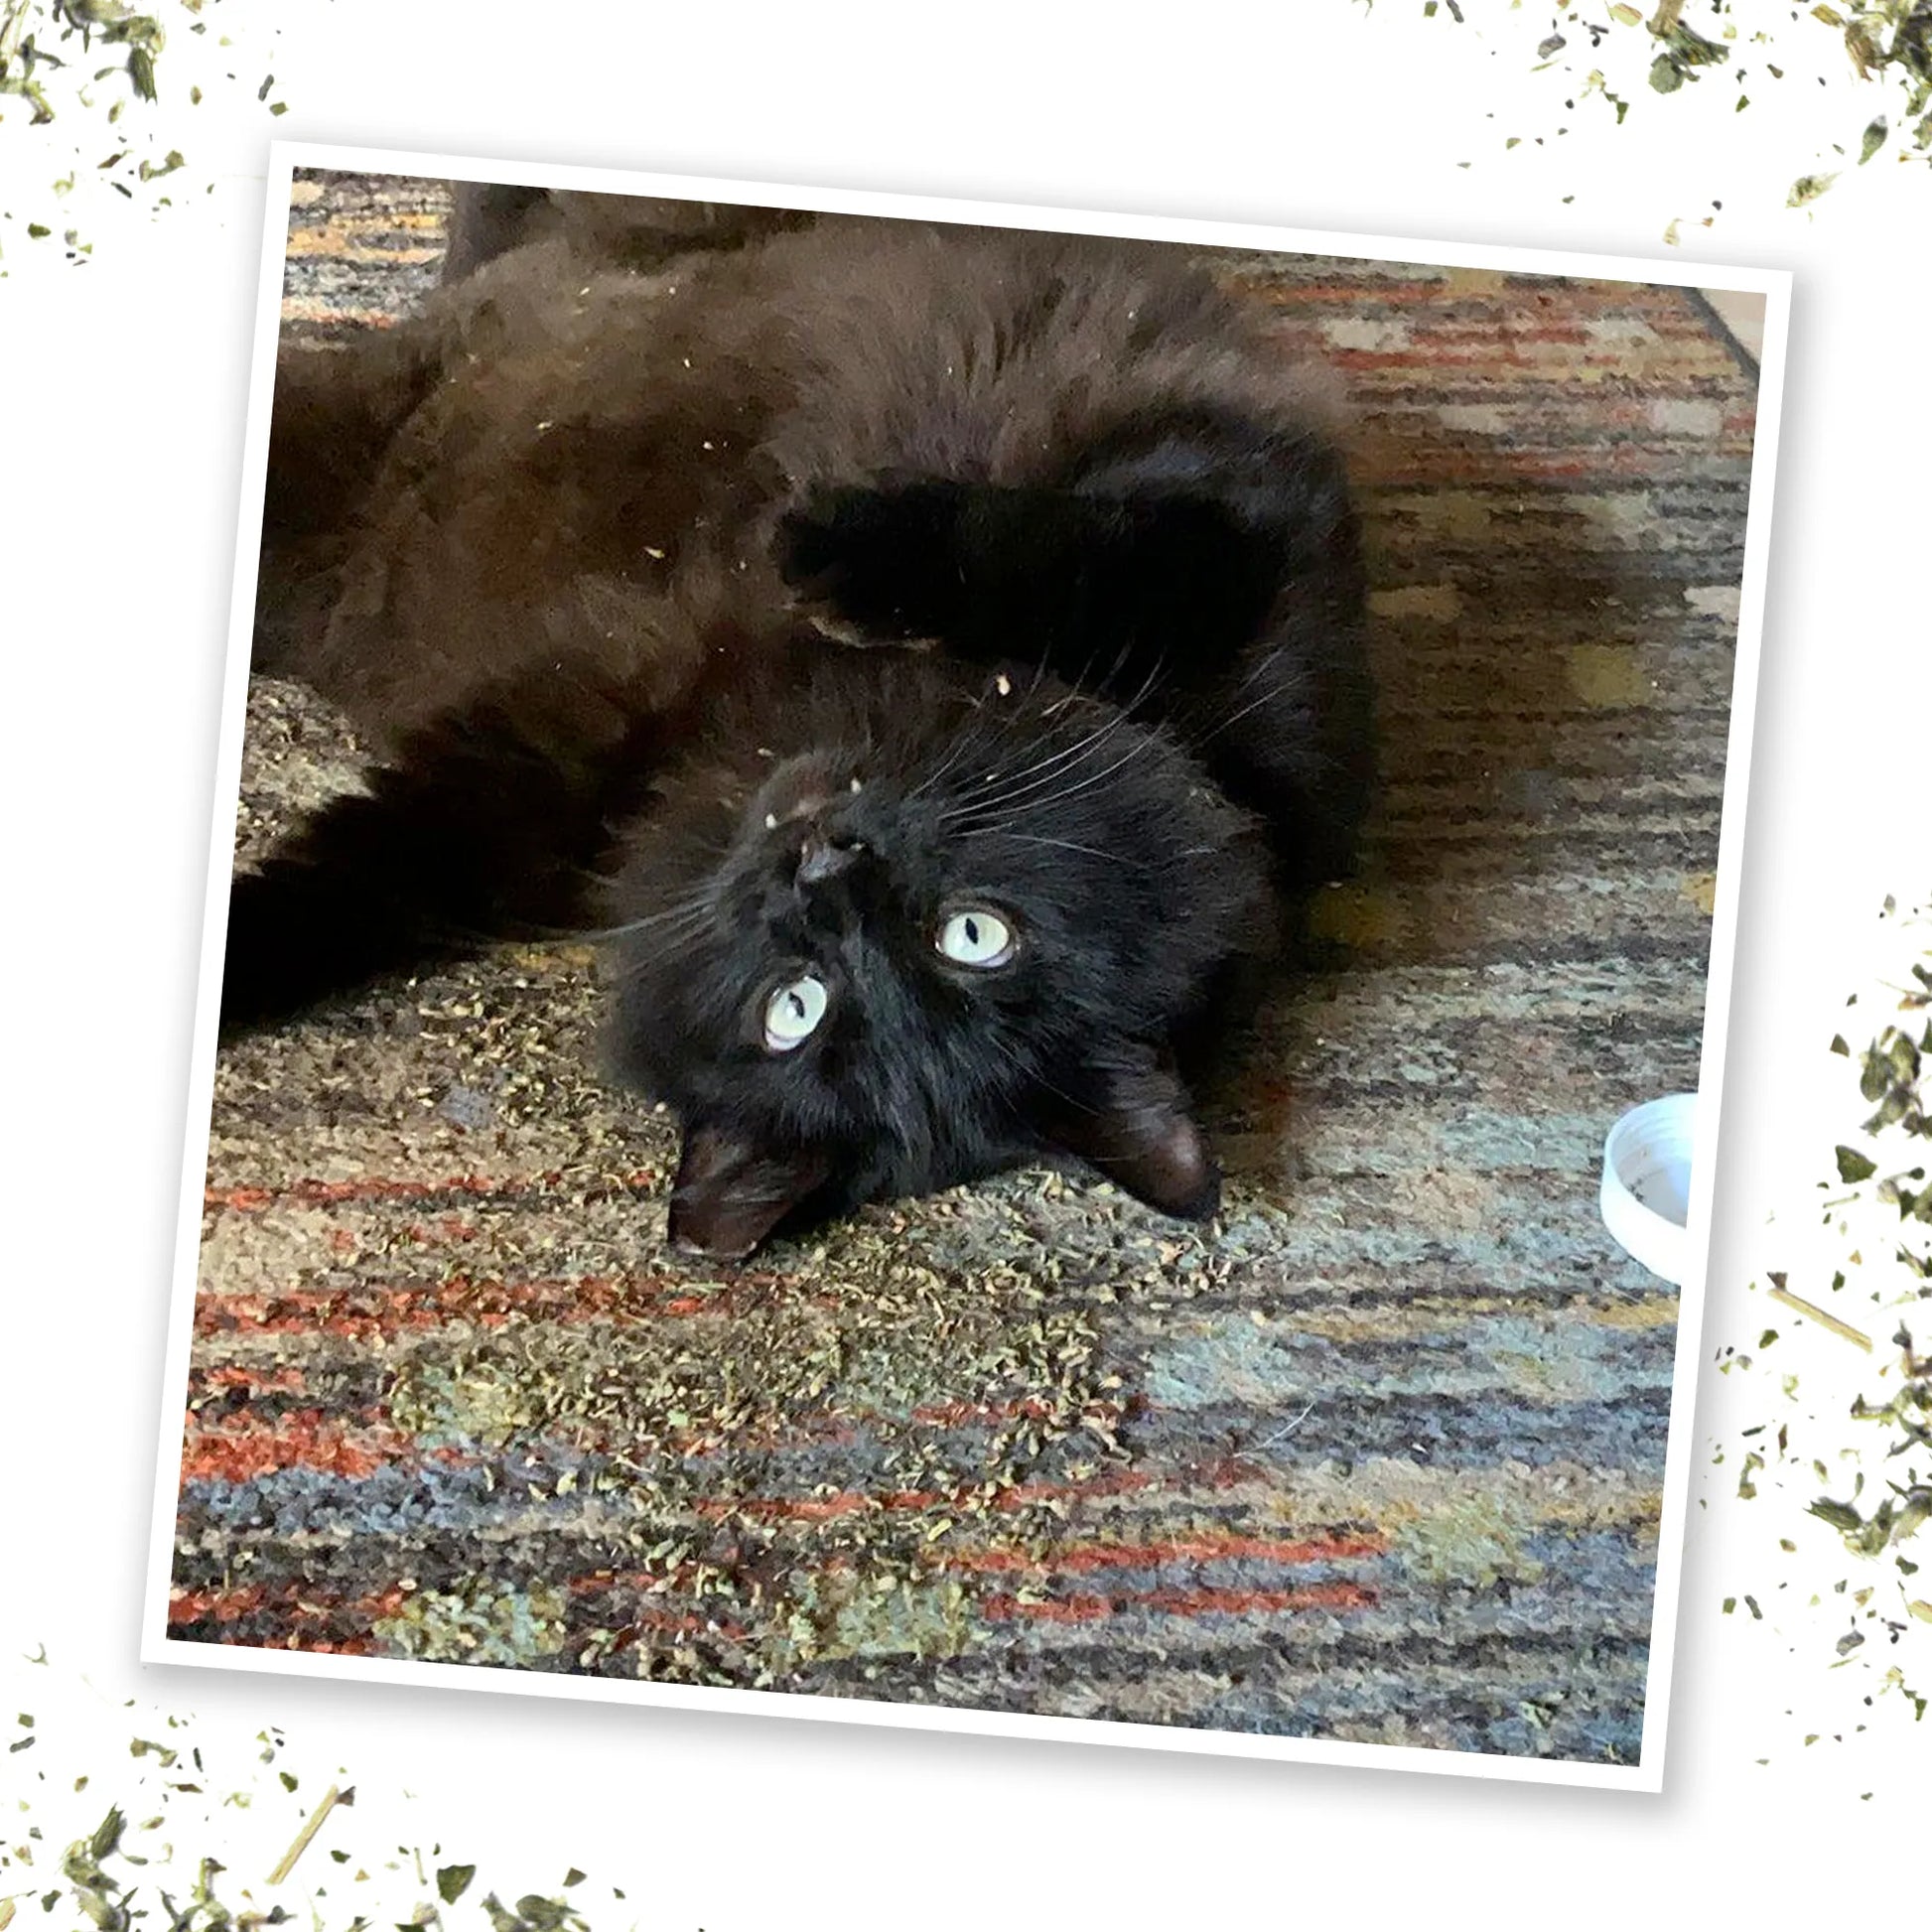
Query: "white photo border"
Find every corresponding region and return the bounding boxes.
[141,138,1793,1797]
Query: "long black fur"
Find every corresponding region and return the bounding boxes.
[226,199,1375,1255]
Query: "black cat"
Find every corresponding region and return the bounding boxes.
[226,200,1374,1258]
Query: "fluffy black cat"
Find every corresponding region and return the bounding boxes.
[227,197,1374,1258]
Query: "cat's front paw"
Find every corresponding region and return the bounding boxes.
[216,862,386,1038]
[216,871,307,1038]
[775,482,967,640]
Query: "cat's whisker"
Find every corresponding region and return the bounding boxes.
[583,893,717,945]
[938,702,1139,825]
[1192,678,1296,748]
[901,668,1051,800]
[957,829,1157,869]
[595,887,715,929]
[978,1030,1102,1124]
[948,734,1161,832]
[903,695,1024,803]
[943,649,1173,823]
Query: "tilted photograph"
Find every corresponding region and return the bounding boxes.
[148,153,1780,1783]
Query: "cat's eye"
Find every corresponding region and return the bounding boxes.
[762,973,829,1051]
[935,907,1016,969]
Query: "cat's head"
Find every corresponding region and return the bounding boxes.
[603,644,1270,1259]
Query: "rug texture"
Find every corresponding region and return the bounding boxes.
[168,173,1758,1764]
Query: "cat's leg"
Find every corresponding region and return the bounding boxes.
[253,330,443,678]
[773,408,1352,701]
[219,670,650,1034]
[1200,574,1378,894]
[443,185,811,282]
[1066,407,1377,887]
[775,477,1277,696]
[440,183,550,281]
[775,481,974,641]
[777,461,1368,882]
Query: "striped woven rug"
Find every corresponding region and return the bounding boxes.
[169,173,1756,1765]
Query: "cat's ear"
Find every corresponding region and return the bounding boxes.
[666,1123,831,1260]
[1046,1060,1219,1221]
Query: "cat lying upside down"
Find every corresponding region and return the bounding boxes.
[224,196,1375,1259]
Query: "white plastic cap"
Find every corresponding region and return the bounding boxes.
[1599,1092,1698,1286]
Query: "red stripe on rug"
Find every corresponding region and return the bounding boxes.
[945,1529,1386,1575]
[275,306,403,330]
[192,1270,800,1340]
[179,1410,414,1483]
[1228,281,1696,311]
[199,1363,308,1395]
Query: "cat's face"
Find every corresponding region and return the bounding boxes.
[604,646,1269,1258]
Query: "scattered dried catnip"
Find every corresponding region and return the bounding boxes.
[1392,0,1932,216]
[1717,894,1932,1741]
[0,1648,626,1930]
[0,1,288,265]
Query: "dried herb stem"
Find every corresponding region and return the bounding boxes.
[1768,1284,1874,1352]
[264,1781,342,1885]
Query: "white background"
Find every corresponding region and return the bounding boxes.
[4,3,1928,1926]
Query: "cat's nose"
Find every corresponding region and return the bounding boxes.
[795,832,865,887]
